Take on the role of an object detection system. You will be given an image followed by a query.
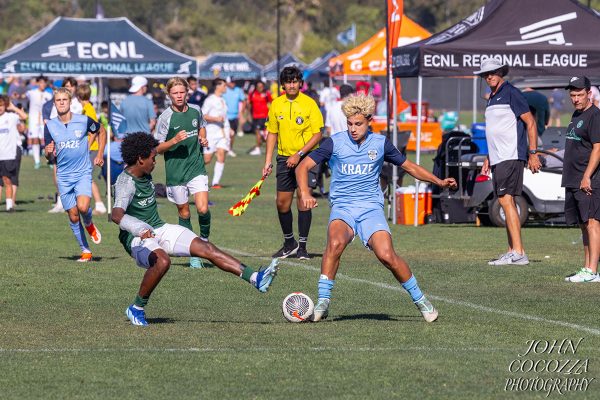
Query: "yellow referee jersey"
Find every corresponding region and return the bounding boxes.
[266,92,324,156]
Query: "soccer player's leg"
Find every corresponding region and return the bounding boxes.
[189,175,211,241]
[62,186,92,262]
[74,177,101,245]
[363,211,438,323]
[313,210,355,322]
[126,238,171,327]
[168,184,201,268]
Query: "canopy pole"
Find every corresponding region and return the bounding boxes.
[472,76,477,125]
[392,79,398,225]
[413,76,423,227]
[106,86,112,221]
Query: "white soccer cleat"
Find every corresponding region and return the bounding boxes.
[415,296,438,323]
[565,268,600,283]
[311,298,330,322]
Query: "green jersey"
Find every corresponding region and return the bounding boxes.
[155,104,207,186]
[113,170,165,253]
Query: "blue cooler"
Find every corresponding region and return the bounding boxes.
[471,122,488,154]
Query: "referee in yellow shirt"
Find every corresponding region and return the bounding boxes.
[262,66,324,260]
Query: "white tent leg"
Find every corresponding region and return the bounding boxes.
[106,126,112,221]
[473,76,477,125]
[392,79,398,225]
[413,76,422,227]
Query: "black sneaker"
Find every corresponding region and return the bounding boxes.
[272,240,299,258]
[296,247,311,260]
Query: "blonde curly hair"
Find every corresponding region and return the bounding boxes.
[341,93,376,119]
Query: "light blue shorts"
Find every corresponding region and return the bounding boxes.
[58,174,92,211]
[329,205,390,248]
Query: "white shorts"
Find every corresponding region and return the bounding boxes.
[205,130,230,154]
[166,174,209,204]
[130,223,197,268]
[28,123,44,140]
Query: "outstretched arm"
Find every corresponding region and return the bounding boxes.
[402,159,457,189]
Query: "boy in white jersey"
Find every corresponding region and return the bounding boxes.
[113,133,279,326]
[202,78,230,188]
[0,95,27,211]
[296,94,457,322]
[44,88,106,262]
[26,76,52,169]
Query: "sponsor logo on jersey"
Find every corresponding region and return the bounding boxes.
[192,119,198,128]
[137,194,156,207]
[368,149,378,160]
[577,120,584,128]
[340,163,374,175]
[74,129,83,138]
[57,140,81,150]
[296,116,304,125]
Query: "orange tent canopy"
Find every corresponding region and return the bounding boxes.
[329,17,430,76]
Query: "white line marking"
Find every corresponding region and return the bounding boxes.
[226,248,600,336]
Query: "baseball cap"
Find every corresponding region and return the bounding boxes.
[129,76,148,93]
[225,76,233,84]
[565,76,591,90]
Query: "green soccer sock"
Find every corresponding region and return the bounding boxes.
[179,216,194,232]
[198,210,211,239]
[134,294,149,309]
[240,264,255,283]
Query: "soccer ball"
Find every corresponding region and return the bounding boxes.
[282,292,314,323]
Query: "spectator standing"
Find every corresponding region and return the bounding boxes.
[248,81,272,155]
[549,88,566,127]
[222,77,245,157]
[475,59,541,266]
[120,76,156,135]
[187,76,207,108]
[325,84,354,135]
[0,96,27,211]
[319,80,340,120]
[522,87,550,139]
[26,76,52,169]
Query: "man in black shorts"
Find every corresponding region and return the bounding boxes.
[562,77,600,282]
[476,59,541,266]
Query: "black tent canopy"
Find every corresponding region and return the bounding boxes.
[392,0,600,78]
[0,17,198,77]
[198,52,262,80]
[262,53,306,80]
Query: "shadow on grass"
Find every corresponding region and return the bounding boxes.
[59,256,119,262]
[332,313,421,322]
[145,317,177,324]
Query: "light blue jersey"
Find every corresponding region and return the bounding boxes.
[310,131,406,208]
[45,114,99,181]
[223,86,245,120]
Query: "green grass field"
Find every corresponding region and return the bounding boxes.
[0,135,598,399]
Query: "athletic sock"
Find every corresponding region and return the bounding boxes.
[178,216,193,231]
[212,161,225,186]
[81,207,93,227]
[401,275,424,303]
[69,220,90,252]
[32,144,40,165]
[318,274,335,299]
[240,264,257,285]
[298,210,312,249]
[278,210,294,245]
[95,201,106,212]
[134,294,149,309]
[6,198,13,210]
[198,210,211,239]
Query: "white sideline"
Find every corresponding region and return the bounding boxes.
[226,248,600,337]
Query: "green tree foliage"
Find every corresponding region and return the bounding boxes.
[0,0,597,65]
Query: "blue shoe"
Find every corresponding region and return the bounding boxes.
[190,257,204,269]
[255,258,279,293]
[125,305,148,326]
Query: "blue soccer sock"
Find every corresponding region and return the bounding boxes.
[69,220,90,252]
[81,207,93,227]
[401,275,424,303]
[318,274,335,300]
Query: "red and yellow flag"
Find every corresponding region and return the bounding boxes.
[228,176,267,216]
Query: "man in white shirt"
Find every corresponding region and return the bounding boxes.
[202,78,230,188]
[319,80,340,121]
[26,76,52,169]
[325,84,354,135]
[0,95,27,211]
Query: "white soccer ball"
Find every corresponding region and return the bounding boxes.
[282,292,314,323]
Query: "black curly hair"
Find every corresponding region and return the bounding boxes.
[121,132,158,166]
[279,66,303,84]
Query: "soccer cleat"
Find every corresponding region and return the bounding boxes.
[249,147,261,156]
[272,240,299,258]
[415,296,438,322]
[296,247,312,260]
[211,184,223,189]
[125,305,148,326]
[312,298,330,322]
[77,251,93,263]
[227,150,237,157]
[85,223,102,244]
[48,203,65,213]
[34,162,41,170]
[255,258,279,293]
[510,252,529,265]
[488,252,513,266]
[565,267,600,283]
[189,257,204,269]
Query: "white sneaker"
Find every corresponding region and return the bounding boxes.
[488,252,512,266]
[249,147,261,156]
[414,296,438,323]
[236,130,244,137]
[48,202,65,213]
[227,150,237,157]
[565,267,600,282]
